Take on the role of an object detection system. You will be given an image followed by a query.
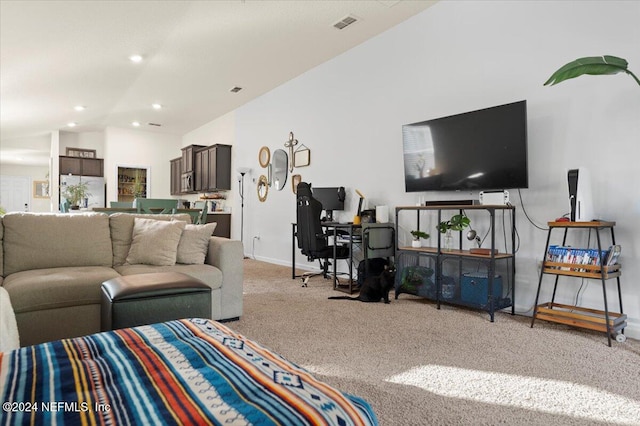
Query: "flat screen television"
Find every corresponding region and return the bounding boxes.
[402,100,528,192]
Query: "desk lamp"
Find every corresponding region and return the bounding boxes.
[354,189,365,225]
[467,228,496,255]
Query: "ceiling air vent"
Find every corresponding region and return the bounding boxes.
[229,86,243,93]
[333,15,358,30]
[147,122,161,127]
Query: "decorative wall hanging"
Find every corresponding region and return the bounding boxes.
[284,131,298,172]
[271,149,288,191]
[66,148,96,158]
[291,174,301,194]
[293,144,310,168]
[257,175,269,202]
[33,181,49,198]
[258,146,271,168]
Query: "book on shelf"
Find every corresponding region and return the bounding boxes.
[604,244,621,266]
[545,245,619,272]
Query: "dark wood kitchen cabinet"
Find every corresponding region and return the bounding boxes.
[170,157,182,195]
[181,145,205,173]
[59,156,103,177]
[181,145,205,193]
[172,144,231,194]
[206,144,231,191]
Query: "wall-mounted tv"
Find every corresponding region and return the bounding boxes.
[402,100,528,192]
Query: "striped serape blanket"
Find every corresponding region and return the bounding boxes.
[0,318,377,425]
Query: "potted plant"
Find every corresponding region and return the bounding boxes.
[437,213,471,251]
[410,230,430,248]
[132,169,145,198]
[63,182,91,209]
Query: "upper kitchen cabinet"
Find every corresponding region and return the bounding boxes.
[170,157,182,196]
[59,156,104,177]
[172,144,231,194]
[206,144,231,191]
[181,145,205,193]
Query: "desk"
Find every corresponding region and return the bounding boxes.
[291,222,361,294]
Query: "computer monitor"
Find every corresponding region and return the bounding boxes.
[312,186,345,222]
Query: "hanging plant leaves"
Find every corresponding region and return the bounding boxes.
[544,55,640,87]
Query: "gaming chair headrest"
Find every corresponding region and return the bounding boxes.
[297,182,312,199]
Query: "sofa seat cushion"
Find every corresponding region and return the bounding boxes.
[3,266,121,314]
[114,264,222,291]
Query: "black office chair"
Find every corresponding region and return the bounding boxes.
[296,182,350,286]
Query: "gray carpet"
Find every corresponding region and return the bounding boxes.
[230,259,640,426]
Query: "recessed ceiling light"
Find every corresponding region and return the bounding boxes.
[129,54,143,63]
[131,121,141,127]
[152,103,162,110]
[74,105,85,112]
[67,122,77,127]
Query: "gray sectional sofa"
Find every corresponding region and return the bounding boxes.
[0,212,244,346]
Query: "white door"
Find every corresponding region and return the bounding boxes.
[0,175,30,212]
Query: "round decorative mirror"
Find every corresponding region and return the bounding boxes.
[257,175,269,202]
[271,149,288,191]
[258,146,271,168]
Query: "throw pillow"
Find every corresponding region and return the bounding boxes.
[176,222,217,264]
[126,218,186,266]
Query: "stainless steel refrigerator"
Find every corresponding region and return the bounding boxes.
[60,175,106,209]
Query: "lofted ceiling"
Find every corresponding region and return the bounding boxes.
[0,0,437,166]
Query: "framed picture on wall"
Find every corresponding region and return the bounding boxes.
[33,181,49,198]
[293,145,310,168]
[66,148,96,158]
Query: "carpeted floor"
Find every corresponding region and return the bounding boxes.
[229,259,640,426]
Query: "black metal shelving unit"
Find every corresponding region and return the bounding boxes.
[395,204,516,322]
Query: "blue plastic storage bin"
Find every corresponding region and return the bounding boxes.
[460,273,502,306]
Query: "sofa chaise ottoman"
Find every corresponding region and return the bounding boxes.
[101,272,211,331]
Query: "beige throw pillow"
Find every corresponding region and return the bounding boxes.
[126,218,186,266]
[176,223,217,264]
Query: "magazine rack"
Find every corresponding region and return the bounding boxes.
[530,221,625,346]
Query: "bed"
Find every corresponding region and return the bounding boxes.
[0,318,377,425]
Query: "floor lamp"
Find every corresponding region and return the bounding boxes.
[237,167,251,247]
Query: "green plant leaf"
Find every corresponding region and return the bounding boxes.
[544,55,632,86]
[437,214,470,232]
[411,230,430,240]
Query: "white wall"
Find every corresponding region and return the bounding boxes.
[181,111,237,208]
[59,131,105,158]
[187,1,640,337]
[0,164,50,212]
[104,127,181,204]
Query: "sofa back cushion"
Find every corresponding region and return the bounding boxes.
[126,217,186,266]
[109,213,192,266]
[2,212,113,276]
